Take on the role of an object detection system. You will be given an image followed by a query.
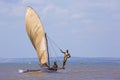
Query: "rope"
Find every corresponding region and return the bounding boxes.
[46,34,63,65]
[46,34,61,51]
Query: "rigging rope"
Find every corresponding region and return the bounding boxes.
[46,34,63,65]
[46,34,61,51]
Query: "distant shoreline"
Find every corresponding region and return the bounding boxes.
[0,57,120,59]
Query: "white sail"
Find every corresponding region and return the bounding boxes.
[25,7,48,66]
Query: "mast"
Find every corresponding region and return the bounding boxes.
[45,33,50,67]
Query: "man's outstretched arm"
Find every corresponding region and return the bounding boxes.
[60,49,65,54]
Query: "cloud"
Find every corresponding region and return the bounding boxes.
[22,0,44,4]
[0,0,120,58]
[0,1,8,14]
[70,13,89,21]
[71,14,82,20]
[111,0,120,10]
[76,0,111,9]
[41,3,69,16]
[11,6,25,17]
[41,3,54,14]
[0,0,25,28]
[0,1,24,17]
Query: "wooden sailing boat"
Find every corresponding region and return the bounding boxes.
[25,7,66,72]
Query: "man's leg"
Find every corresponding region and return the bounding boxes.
[62,61,66,69]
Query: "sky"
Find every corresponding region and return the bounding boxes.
[0,0,120,58]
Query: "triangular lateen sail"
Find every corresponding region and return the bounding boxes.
[25,7,48,66]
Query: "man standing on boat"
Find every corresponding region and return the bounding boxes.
[60,49,71,69]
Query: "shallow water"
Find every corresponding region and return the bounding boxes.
[0,57,120,80]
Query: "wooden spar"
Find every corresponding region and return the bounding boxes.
[45,33,50,67]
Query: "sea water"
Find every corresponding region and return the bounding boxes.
[0,57,120,80]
